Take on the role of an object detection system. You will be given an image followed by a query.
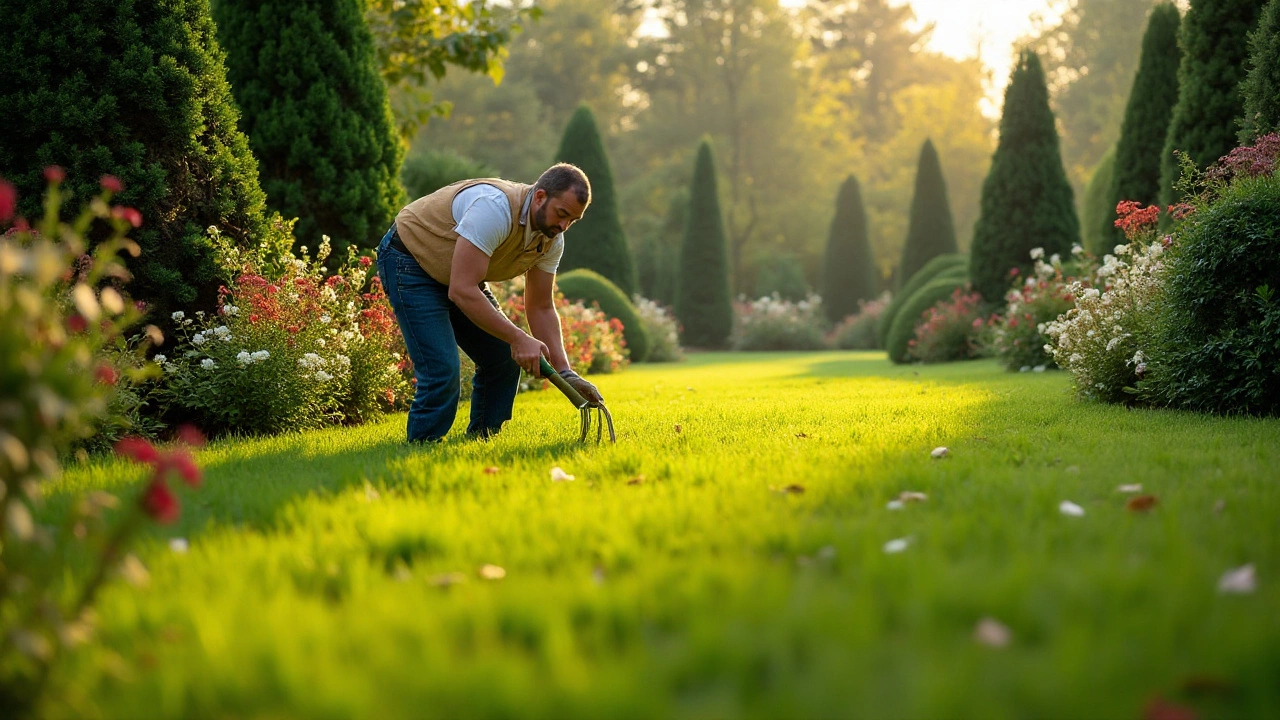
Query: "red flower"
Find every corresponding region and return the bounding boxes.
[111,205,143,228]
[249,314,259,324]
[359,256,373,267]
[0,179,15,223]
[140,477,180,524]
[287,325,300,334]
[1008,267,1020,277]
[115,436,160,465]
[176,424,207,448]
[166,450,202,488]
[100,175,123,193]
[294,278,309,287]
[44,165,66,184]
[66,314,88,333]
[95,364,119,386]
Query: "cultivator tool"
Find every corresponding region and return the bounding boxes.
[539,357,616,444]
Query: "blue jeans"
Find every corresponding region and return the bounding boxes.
[377,228,521,442]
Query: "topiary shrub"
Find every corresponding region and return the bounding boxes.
[556,269,650,363]
[401,150,497,200]
[877,253,967,347]
[1146,168,1280,414]
[886,275,968,364]
[821,174,877,322]
[1081,147,1118,256]
[675,139,733,348]
[1240,0,1280,143]
[899,139,958,288]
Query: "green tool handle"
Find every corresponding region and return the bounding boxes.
[539,356,589,409]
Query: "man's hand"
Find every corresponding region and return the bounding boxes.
[511,334,549,375]
[560,369,603,404]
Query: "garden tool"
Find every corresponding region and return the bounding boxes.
[539,357,616,444]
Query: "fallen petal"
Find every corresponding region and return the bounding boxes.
[1059,500,1086,517]
[626,475,645,485]
[883,537,910,554]
[1116,483,1143,493]
[1217,564,1256,594]
[973,617,1012,648]
[168,538,189,553]
[482,466,500,475]
[1126,494,1159,512]
[886,500,905,510]
[899,491,928,503]
[478,564,506,580]
[931,447,949,459]
[550,466,575,482]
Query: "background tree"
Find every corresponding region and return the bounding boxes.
[822,175,877,323]
[1160,0,1267,206]
[0,0,267,319]
[675,140,733,348]
[1105,2,1181,246]
[635,191,687,306]
[970,51,1079,303]
[898,139,957,287]
[215,0,405,256]
[553,106,638,295]
[1239,0,1280,142]
[1081,147,1117,255]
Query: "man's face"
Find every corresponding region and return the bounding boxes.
[532,188,587,237]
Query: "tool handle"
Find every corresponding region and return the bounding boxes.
[539,356,589,409]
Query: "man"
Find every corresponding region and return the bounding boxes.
[376,163,604,443]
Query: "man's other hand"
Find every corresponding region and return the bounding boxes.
[561,369,603,404]
[511,335,548,375]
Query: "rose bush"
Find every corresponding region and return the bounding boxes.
[907,287,986,363]
[989,247,1083,371]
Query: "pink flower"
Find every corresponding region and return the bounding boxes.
[115,436,160,466]
[0,179,15,223]
[111,205,143,228]
[95,364,119,386]
[165,450,202,488]
[100,175,123,193]
[44,166,66,184]
[359,256,373,267]
[140,478,180,524]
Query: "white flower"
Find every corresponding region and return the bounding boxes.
[1131,350,1144,365]
[1049,253,1061,266]
[316,338,326,348]
[1114,244,1131,255]
[236,351,253,366]
[213,325,231,338]
[153,354,167,363]
[320,314,331,324]
[171,311,185,321]
[201,358,217,370]
[315,370,333,382]
[336,354,351,367]
[252,350,270,362]
[298,353,326,369]
[1029,247,1045,260]
[1071,243,1084,256]
[550,466,575,482]
[192,333,207,346]
[222,304,239,316]
[1217,564,1256,594]
[883,537,911,554]
[1059,500,1085,517]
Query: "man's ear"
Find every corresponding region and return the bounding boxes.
[533,188,547,205]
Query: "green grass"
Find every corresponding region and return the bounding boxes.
[45,353,1280,718]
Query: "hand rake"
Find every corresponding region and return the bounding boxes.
[539,357,616,444]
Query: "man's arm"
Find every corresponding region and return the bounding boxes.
[525,268,603,403]
[447,242,547,375]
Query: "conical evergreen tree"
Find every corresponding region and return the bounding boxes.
[552,105,637,295]
[899,140,958,288]
[213,0,405,255]
[970,51,1079,303]
[822,175,877,323]
[1240,0,1280,142]
[0,0,268,319]
[1106,3,1182,246]
[675,140,733,348]
[1159,0,1267,205]
[1083,147,1118,255]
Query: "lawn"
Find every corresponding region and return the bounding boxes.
[46,352,1280,719]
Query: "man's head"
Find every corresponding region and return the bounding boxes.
[530,163,591,237]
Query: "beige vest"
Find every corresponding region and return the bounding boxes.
[394,178,550,285]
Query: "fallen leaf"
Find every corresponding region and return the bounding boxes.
[550,466,575,482]
[886,500,905,511]
[478,564,506,580]
[771,483,805,495]
[898,491,928,503]
[626,475,645,486]
[168,538,189,553]
[931,446,949,459]
[673,424,682,433]
[482,466,500,475]
[1142,696,1197,720]
[430,572,466,588]
[795,432,809,439]
[883,537,911,554]
[1217,564,1256,594]
[973,617,1012,648]
[1059,500,1086,517]
[1116,483,1143,493]
[1126,494,1159,512]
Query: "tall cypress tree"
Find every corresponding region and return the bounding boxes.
[675,140,733,348]
[213,0,405,255]
[1083,147,1118,255]
[822,175,877,323]
[553,105,637,295]
[1107,3,1182,246]
[1159,0,1267,206]
[0,0,268,319]
[1240,0,1280,142]
[970,51,1079,303]
[899,139,958,288]
[636,191,687,306]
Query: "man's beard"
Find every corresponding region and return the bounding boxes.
[532,202,557,237]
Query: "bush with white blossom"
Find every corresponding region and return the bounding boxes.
[732,294,828,351]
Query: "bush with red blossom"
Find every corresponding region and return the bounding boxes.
[907,287,987,363]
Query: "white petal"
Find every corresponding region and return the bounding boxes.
[1116,484,1143,493]
[169,538,189,553]
[550,466,575,482]
[883,537,911,554]
[1217,564,1256,594]
[930,447,949,459]
[1059,500,1086,517]
[886,500,904,511]
[973,617,1012,648]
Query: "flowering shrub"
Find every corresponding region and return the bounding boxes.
[828,294,888,350]
[633,295,684,362]
[989,247,1082,370]
[0,171,196,712]
[731,294,828,351]
[907,287,986,363]
[156,231,412,436]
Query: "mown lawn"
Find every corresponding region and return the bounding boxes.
[46,353,1280,719]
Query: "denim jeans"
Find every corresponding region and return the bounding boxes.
[376,228,521,442]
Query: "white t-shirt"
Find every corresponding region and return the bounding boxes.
[452,184,564,274]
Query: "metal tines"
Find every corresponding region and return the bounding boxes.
[578,401,616,444]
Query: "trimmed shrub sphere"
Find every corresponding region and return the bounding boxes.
[878,253,967,347]
[556,269,651,363]
[886,275,968,364]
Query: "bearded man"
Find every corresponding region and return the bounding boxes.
[376,163,603,443]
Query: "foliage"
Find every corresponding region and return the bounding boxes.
[633,296,684,363]
[155,234,412,436]
[635,191,686,308]
[821,175,877,324]
[876,253,967,348]
[675,140,733,349]
[899,140,958,288]
[1144,141,1280,414]
[491,275,629,377]
[1081,147,1118,255]
[970,51,1079,304]
[1240,0,1280,142]
[553,106,637,296]
[731,294,828,351]
[886,274,968,364]
[214,0,406,257]
[755,254,811,303]
[1159,0,1267,207]
[1107,2,1182,248]
[401,151,497,201]
[990,249,1082,371]
[828,294,889,350]
[0,0,269,321]
[555,269,649,363]
[0,175,198,713]
[906,287,985,364]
